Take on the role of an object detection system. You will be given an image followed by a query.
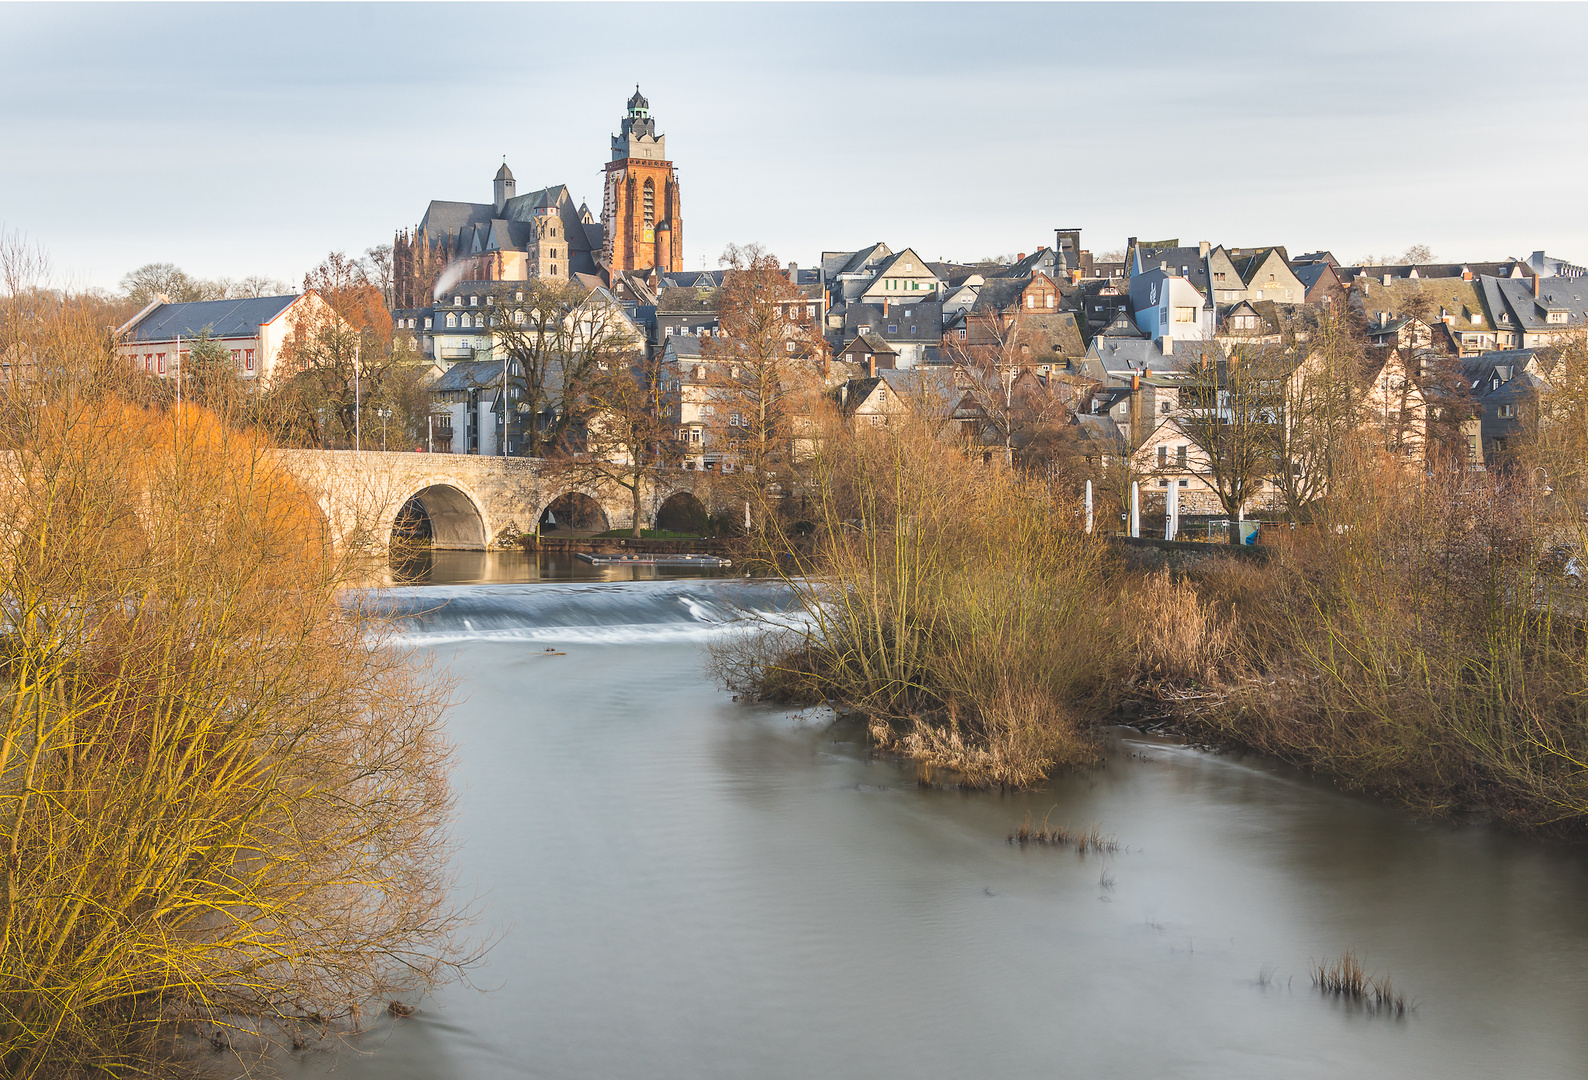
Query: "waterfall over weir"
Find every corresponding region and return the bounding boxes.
[366,579,803,646]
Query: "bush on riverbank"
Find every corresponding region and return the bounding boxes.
[1160,459,1588,831]
[713,417,1117,787]
[0,278,467,1076]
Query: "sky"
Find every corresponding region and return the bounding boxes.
[3,1,1587,294]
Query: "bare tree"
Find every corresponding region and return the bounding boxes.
[492,279,641,457]
[700,243,826,525]
[1273,306,1366,520]
[559,348,682,536]
[1174,340,1287,520]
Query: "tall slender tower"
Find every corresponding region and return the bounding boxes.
[602,87,683,274]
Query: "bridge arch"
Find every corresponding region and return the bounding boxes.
[538,490,610,534]
[392,482,490,550]
[654,490,708,534]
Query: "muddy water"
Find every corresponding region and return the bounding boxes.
[297,573,1588,1080]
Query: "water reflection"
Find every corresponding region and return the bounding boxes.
[292,582,1588,1080]
[387,547,739,586]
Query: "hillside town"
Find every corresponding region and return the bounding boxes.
[111,87,1588,534]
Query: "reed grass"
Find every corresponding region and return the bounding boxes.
[1007,811,1119,853]
[1312,950,1408,1016]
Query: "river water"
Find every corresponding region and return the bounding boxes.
[296,560,1588,1079]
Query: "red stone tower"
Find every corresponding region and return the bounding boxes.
[602,87,683,274]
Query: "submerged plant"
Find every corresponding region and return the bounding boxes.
[1312,950,1409,1017]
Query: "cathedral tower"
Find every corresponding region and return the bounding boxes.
[602,87,683,274]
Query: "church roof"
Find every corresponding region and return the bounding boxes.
[495,162,513,181]
[628,86,649,111]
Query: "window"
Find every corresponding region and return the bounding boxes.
[693,366,705,381]
[807,305,816,317]
[869,415,886,427]
[1176,445,1187,468]
[446,313,457,327]
[469,296,478,306]
[550,265,556,276]
[1026,295,1036,308]
[887,325,898,333]
[156,353,166,374]
[1547,311,1568,324]
[1157,446,1168,467]
[454,296,462,306]
[1046,294,1055,308]
[691,429,702,443]
[230,349,240,363]
[424,317,432,330]
[786,340,796,353]
[1174,306,1197,323]
[1160,401,1171,414]
[643,178,655,228]
[1497,403,1516,418]
[516,291,524,301]
[1179,479,1188,488]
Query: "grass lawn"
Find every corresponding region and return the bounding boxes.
[591,528,705,540]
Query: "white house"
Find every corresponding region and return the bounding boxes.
[114,292,333,384]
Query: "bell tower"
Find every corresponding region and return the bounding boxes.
[602,87,683,274]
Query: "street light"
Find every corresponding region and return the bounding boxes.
[376,408,392,452]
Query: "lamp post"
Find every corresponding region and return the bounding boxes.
[377,407,392,452]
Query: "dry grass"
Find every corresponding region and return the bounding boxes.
[1312,950,1409,1017]
[1007,811,1119,853]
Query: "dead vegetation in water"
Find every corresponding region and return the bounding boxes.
[1312,950,1409,1017]
[1007,810,1119,853]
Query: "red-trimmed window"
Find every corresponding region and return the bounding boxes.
[244,349,255,372]
[156,353,166,374]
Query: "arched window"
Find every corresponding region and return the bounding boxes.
[446,312,457,328]
[643,178,655,229]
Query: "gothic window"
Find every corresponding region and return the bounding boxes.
[643,179,655,228]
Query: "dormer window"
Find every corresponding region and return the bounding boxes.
[446,313,457,328]
[469,296,478,306]
[486,295,494,305]
[1547,311,1568,324]
[454,296,462,307]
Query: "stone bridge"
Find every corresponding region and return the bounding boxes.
[272,450,723,550]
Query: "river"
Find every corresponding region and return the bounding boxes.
[294,555,1588,1079]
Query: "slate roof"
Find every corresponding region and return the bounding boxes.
[656,286,719,314]
[430,359,503,393]
[120,295,299,342]
[1293,263,1340,292]
[842,301,942,342]
[1481,275,1588,334]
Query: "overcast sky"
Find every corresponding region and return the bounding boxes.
[3,2,1586,293]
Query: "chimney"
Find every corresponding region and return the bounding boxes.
[1017,253,1026,262]
[868,355,876,379]
[1534,273,1542,298]
[1198,240,1209,257]
[1160,261,1168,273]
[788,261,798,284]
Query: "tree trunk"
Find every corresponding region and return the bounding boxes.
[630,477,644,539]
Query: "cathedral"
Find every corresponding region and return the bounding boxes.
[392,88,683,309]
